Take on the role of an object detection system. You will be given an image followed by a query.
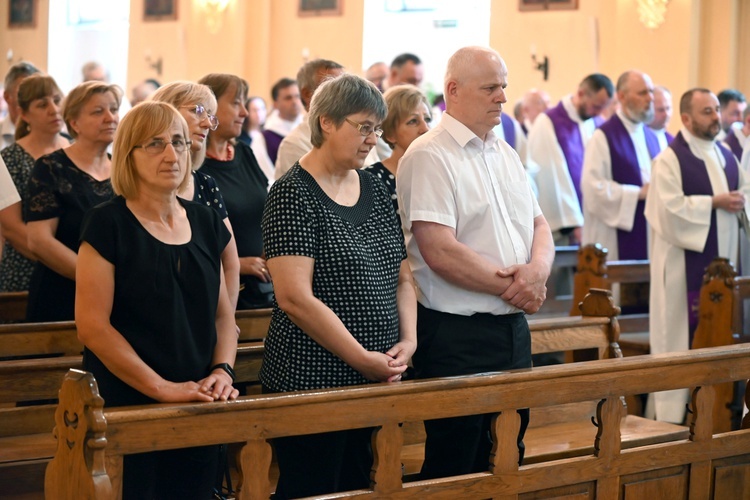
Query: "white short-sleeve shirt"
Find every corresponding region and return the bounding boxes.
[397,112,541,316]
[0,155,21,211]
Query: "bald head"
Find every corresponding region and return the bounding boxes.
[444,46,508,138]
[365,62,388,91]
[522,88,550,124]
[649,85,672,130]
[616,70,654,124]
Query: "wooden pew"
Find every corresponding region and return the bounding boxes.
[0,291,28,323]
[45,344,750,498]
[536,245,579,317]
[693,257,749,434]
[0,308,271,361]
[570,243,650,357]
[36,291,684,497]
[0,342,266,499]
[400,289,685,473]
[3,293,687,497]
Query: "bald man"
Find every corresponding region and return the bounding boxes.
[398,46,553,479]
[365,61,388,92]
[581,70,665,263]
[521,88,550,134]
[648,85,674,149]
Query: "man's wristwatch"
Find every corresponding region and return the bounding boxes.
[210,363,236,382]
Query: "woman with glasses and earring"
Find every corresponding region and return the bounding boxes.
[76,101,239,499]
[260,74,417,498]
[25,81,121,322]
[198,73,272,310]
[150,81,240,309]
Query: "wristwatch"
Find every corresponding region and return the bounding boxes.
[210,363,236,382]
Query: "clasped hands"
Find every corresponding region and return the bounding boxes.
[496,262,548,314]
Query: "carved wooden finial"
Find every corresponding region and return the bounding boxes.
[702,257,736,287]
[571,246,611,316]
[579,289,621,318]
[45,369,111,499]
[578,244,608,276]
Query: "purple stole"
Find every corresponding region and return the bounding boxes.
[665,131,674,144]
[501,113,516,150]
[724,130,744,160]
[670,132,739,340]
[599,115,661,260]
[547,101,586,209]
[262,129,284,164]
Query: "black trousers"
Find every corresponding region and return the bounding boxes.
[412,304,532,480]
[262,386,373,499]
[270,427,373,499]
[122,445,220,500]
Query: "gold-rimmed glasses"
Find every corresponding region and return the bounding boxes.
[344,117,383,138]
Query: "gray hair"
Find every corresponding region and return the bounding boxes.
[308,74,387,148]
[444,46,501,91]
[4,61,39,89]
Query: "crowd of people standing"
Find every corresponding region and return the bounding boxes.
[0,46,748,498]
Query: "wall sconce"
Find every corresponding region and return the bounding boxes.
[195,0,232,34]
[146,52,163,76]
[532,53,549,81]
[636,0,669,29]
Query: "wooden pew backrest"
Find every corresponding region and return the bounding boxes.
[45,345,750,500]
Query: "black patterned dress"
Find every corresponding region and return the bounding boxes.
[0,143,35,291]
[260,163,406,392]
[24,149,114,322]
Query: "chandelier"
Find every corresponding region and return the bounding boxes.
[195,0,233,34]
[636,0,670,29]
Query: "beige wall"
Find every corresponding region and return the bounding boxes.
[0,0,50,78]
[490,0,699,134]
[0,0,744,125]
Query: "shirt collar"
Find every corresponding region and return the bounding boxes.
[440,112,500,151]
[561,95,585,124]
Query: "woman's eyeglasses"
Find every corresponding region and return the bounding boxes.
[344,117,384,138]
[183,104,219,131]
[134,138,192,155]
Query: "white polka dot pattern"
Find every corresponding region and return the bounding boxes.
[260,164,406,391]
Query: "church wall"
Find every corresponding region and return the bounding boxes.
[0,0,743,136]
[489,0,697,135]
[1,0,50,76]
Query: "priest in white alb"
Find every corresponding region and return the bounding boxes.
[645,88,750,424]
[581,71,665,264]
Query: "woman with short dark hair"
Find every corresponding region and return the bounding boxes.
[261,73,417,498]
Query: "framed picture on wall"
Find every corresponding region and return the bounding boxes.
[519,0,578,11]
[144,0,178,22]
[8,0,36,29]
[299,0,343,17]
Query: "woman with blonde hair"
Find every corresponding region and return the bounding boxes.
[0,74,69,292]
[198,73,271,309]
[364,84,431,214]
[24,80,121,321]
[150,81,240,308]
[77,100,238,498]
